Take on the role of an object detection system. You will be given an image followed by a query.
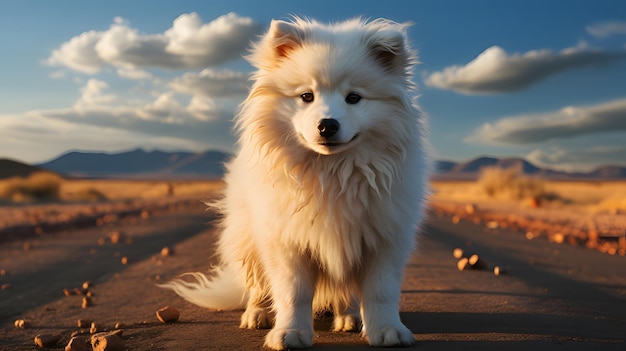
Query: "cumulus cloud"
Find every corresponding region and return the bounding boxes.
[46,12,262,75]
[75,79,117,109]
[586,21,626,38]
[169,68,249,98]
[0,78,237,163]
[424,45,626,94]
[527,145,626,172]
[466,98,626,144]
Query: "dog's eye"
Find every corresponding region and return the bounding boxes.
[300,92,314,103]
[345,92,362,104]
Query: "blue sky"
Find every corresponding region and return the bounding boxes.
[1,0,626,172]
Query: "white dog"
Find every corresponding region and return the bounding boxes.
[161,17,430,350]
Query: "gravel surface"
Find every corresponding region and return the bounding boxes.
[0,202,624,350]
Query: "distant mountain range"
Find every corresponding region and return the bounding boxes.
[1,150,624,180]
[35,149,230,179]
[435,156,626,181]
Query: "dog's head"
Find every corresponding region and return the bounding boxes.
[245,18,417,156]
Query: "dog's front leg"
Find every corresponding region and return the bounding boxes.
[359,245,416,347]
[263,250,316,350]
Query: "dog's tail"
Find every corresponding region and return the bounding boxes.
[158,263,248,310]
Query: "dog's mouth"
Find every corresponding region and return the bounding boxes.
[318,133,360,147]
[310,133,360,155]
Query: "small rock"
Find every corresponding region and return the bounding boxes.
[494,266,507,276]
[160,246,173,257]
[486,221,499,229]
[82,281,94,289]
[34,333,61,348]
[156,306,180,323]
[90,322,103,334]
[1,283,11,290]
[456,257,469,271]
[452,248,464,259]
[14,319,29,329]
[91,331,124,351]
[108,231,125,244]
[120,256,129,265]
[468,254,488,270]
[82,296,92,308]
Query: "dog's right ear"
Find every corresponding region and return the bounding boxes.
[248,19,305,70]
[268,20,305,59]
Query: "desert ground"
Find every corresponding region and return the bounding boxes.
[0,177,625,350]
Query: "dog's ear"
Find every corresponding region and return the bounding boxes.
[367,26,411,74]
[268,19,305,59]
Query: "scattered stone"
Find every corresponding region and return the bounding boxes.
[1,283,11,290]
[494,266,507,276]
[108,231,125,244]
[82,296,92,308]
[90,322,104,334]
[452,248,464,259]
[65,335,91,351]
[14,319,29,329]
[451,215,460,224]
[160,246,173,257]
[114,322,126,329]
[156,306,180,323]
[120,256,129,265]
[486,221,499,229]
[456,257,469,271]
[465,203,476,215]
[91,330,124,351]
[0,268,7,275]
[34,333,61,348]
[468,254,488,270]
[82,281,94,289]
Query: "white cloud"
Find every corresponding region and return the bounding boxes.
[424,45,626,94]
[46,12,261,76]
[46,30,105,74]
[466,98,626,144]
[116,67,152,80]
[586,21,626,38]
[0,77,238,164]
[169,68,249,98]
[527,145,626,172]
[75,79,117,109]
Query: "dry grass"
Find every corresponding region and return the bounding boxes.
[0,172,62,202]
[0,176,224,204]
[478,166,553,201]
[432,176,626,214]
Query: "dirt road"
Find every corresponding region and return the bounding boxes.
[1,204,624,350]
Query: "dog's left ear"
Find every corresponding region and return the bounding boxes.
[268,19,305,59]
[367,25,411,74]
[248,19,306,70]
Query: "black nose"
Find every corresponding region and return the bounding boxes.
[317,118,340,138]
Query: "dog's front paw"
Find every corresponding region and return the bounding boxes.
[264,328,313,350]
[332,314,361,332]
[367,325,416,347]
[240,307,272,329]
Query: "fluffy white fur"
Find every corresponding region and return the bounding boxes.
[160,17,430,350]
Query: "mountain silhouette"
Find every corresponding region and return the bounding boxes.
[36,148,229,179]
